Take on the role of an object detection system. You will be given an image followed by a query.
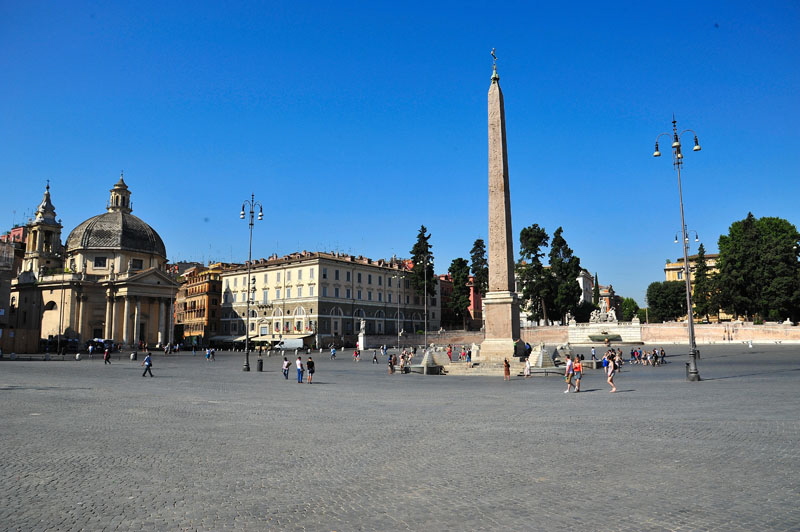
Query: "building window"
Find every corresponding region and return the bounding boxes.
[378,276,382,286]
[368,291,372,301]
[287,271,292,281]
[346,271,351,282]
[388,293,392,303]
[406,295,409,304]
[262,290,269,303]
[357,272,362,283]
[276,272,281,283]
[322,268,327,279]
[368,274,372,284]
[357,290,362,300]
[335,269,339,281]
[346,288,351,299]
[276,289,281,299]
[298,269,303,280]
[310,286,315,296]
[263,273,268,283]
[234,277,238,287]
[233,293,237,303]
[131,259,143,270]
[322,286,328,297]
[94,257,107,268]
[297,287,303,297]
[677,271,683,280]
[310,268,314,279]
[334,287,340,298]
[388,277,392,288]
[378,293,382,302]
[287,288,292,299]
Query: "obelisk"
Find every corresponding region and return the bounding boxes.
[480,52,522,363]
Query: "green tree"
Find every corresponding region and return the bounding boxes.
[549,227,583,322]
[573,300,596,323]
[717,213,800,320]
[646,281,686,322]
[469,238,489,296]
[692,243,714,321]
[409,225,436,298]
[592,273,600,306]
[621,297,640,321]
[516,224,554,323]
[447,258,472,329]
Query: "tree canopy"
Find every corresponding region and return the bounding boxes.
[646,281,686,322]
[716,213,800,320]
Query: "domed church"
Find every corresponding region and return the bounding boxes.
[7,176,179,353]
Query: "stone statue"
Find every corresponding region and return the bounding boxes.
[359,319,366,334]
[599,299,608,313]
[607,308,617,322]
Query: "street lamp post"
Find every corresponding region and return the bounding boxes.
[416,253,433,352]
[240,194,263,372]
[654,117,702,381]
[392,274,404,351]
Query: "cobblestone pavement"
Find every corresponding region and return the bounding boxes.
[1,344,799,531]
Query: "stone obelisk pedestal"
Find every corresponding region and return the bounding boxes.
[479,61,522,365]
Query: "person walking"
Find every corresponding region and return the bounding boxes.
[103,348,111,365]
[573,356,583,392]
[372,350,379,364]
[503,358,511,381]
[330,346,336,360]
[388,353,395,374]
[295,356,305,383]
[306,357,315,384]
[281,357,290,380]
[606,353,618,393]
[523,357,531,378]
[141,353,153,377]
[564,354,575,393]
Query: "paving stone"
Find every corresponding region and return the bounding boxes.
[0,344,798,531]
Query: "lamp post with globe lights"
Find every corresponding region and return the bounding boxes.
[653,117,702,381]
[239,194,263,371]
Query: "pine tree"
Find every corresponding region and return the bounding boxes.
[409,225,436,298]
[447,258,472,329]
[549,227,582,322]
[692,243,713,321]
[516,224,553,323]
[469,238,489,296]
[592,273,600,306]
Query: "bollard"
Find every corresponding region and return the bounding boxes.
[685,362,690,380]
[257,358,263,372]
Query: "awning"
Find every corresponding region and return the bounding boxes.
[208,335,237,342]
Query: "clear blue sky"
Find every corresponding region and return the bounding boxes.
[2,1,798,307]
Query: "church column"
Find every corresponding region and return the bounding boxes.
[158,299,166,346]
[133,297,141,347]
[122,297,131,346]
[77,294,85,341]
[104,292,114,339]
[109,297,119,341]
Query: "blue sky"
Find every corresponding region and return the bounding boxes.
[2,1,798,307]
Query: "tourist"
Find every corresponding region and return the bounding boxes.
[503,358,511,381]
[372,350,379,364]
[281,357,290,380]
[606,352,617,393]
[306,357,315,384]
[387,353,395,374]
[460,346,467,361]
[141,352,153,377]
[591,347,596,360]
[659,347,667,365]
[564,354,575,393]
[573,356,583,392]
[330,346,336,360]
[524,357,531,378]
[447,344,453,362]
[352,349,360,362]
[103,348,111,365]
[295,356,304,383]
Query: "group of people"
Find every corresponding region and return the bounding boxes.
[284,356,316,383]
[445,344,472,362]
[629,347,667,366]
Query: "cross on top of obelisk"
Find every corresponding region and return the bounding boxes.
[491,48,499,82]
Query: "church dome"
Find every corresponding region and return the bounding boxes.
[64,175,167,258]
[66,211,167,258]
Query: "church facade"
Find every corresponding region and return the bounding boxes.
[3,177,179,353]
